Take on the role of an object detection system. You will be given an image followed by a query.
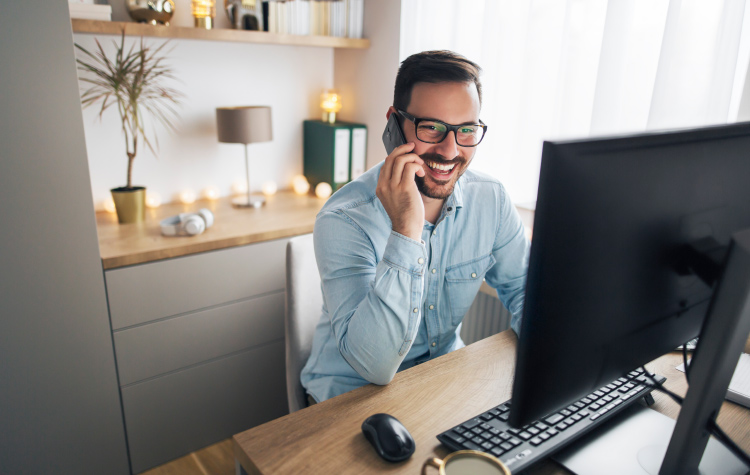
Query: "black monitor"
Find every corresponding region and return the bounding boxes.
[510,121,750,473]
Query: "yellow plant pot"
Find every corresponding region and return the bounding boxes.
[111,186,146,224]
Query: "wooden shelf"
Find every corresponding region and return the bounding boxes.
[96,191,325,269]
[71,19,370,49]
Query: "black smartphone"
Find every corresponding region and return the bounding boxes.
[382,112,407,155]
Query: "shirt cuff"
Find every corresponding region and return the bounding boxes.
[382,230,427,275]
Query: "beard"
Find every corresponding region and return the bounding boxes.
[415,153,469,199]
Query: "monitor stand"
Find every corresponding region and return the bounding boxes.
[557,228,750,475]
[553,403,746,475]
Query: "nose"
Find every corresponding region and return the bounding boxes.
[434,130,459,159]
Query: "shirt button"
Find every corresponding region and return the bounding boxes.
[431,342,437,347]
[447,207,453,212]
[471,272,477,278]
[431,268,437,274]
[413,308,418,313]
[429,305,434,310]
[432,230,437,235]
[418,258,424,264]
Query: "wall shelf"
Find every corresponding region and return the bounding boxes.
[71,19,370,49]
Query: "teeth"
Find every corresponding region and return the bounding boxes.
[427,161,455,171]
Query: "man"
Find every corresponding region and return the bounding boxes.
[301,50,529,403]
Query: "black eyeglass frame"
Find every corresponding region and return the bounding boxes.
[396,109,488,147]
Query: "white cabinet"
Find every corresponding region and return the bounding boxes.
[105,238,290,473]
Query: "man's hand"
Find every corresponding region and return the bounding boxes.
[376,142,426,241]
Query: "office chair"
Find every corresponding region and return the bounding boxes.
[284,233,323,413]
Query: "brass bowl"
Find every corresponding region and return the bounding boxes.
[126,0,175,25]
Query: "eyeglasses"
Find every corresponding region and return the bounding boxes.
[397,109,487,147]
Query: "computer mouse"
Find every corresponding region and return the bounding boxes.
[361,413,415,462]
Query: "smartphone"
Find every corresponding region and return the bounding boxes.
[382,112,407,155]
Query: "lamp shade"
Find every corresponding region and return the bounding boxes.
[216,106,273,144]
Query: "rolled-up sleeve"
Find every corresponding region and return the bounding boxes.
[314,211,427,385]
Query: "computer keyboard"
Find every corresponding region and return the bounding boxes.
[436,368,666,473]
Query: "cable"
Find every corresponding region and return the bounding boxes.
[631,366,750,469]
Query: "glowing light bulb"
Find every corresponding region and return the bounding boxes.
[146,191,162,208]
[262,181,278,197]
[292,175,310,195]
[232,180,248,195]
[179,189,196,204]
[103,198,116,213]
[203,186,220,201]
[315,182,332,199]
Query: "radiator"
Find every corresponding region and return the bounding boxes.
[460,291,512,345]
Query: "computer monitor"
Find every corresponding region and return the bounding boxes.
[509,121,750,473]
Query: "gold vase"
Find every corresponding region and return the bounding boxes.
[111,186,146,224]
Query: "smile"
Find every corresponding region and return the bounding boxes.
[426,161,455,172]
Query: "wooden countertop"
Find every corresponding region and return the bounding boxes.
[96,191,326,269]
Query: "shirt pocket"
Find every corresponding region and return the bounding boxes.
[445,254,497,326]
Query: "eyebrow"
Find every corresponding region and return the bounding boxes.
[418,116,481,126]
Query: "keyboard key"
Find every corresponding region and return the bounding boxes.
[527,427,540,436]
[546,428,559,437]
[574,402,586,409]
[480,423,492,430]
[490,437,502,445]
[535,422,549,431]
[481,413,493,421]
[591,414,601,420]
[465,441,483,451]
[579,410,590,417]
[556,422,568,431]
[482,442,494,451]
[500,442,514,451]
[581,397,592,405]
[496,404,509,413]
[590,403,601,411]
[471,427,483,435]
[446,432,466,445]
[518,431,532,440]
[489,428,500,435]
[530,437,543,446]
[499,432,511,441]
[453,426,466,435]
[539,432,551,441]
[572,414,582,422]
[593,390,604,397]
[498,413,509,422]
[509,437,522,446]
[566,405,578,413]
[481,431,494,439]
[491,447,505,458]
[507,428,521,435]
[463,418,482,430]
[560,409,572,417]
[472,436,484,445]
[544,413,564,425]
[606,383,617,390]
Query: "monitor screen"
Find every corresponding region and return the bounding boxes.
[510,122,750,427]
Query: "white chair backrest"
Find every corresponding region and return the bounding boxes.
[285,234,322,412]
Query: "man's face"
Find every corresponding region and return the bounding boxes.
[398,81,481,200]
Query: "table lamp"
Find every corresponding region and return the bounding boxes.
[216,106,273,208]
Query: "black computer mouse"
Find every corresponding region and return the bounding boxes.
[361,413,415,462]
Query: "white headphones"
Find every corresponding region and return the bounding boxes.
[160,208,215,236]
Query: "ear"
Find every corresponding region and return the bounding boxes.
[386,106,397,120]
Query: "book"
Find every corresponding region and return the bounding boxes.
[68,2,112,21]
[303,120,367,190]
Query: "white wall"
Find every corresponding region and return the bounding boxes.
[334,0,402,169]
[77,0,334,208]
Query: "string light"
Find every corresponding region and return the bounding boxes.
[262,181,278,197]
[315,182,332,199]
[179,189,197,204]
[145,191,162,208]
[202,186,220,201]
[292,175,310,195]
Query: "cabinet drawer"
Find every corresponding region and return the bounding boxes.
[113,292,284,386]
[106,238,288,330]
[121,341,287,474]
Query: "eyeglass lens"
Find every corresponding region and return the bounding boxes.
[416,120,484,146]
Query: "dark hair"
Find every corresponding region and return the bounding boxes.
[393,50,482,111]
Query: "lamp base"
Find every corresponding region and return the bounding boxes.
[232,194,266,208]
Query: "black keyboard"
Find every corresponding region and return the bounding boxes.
[437,368,666,473]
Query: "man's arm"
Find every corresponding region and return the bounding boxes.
[484,186,531,336]
[314,212,426,385]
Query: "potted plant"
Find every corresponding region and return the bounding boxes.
[75,32,182,223]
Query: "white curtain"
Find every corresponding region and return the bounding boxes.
[400,0,750,204]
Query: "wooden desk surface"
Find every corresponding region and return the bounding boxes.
[233,330,750,475]
[95,191,325,269]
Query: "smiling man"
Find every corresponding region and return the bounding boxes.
[300,51,530,404]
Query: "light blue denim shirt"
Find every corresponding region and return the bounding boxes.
[300,162,530,403]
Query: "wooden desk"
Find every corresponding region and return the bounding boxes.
[233,330,750,474]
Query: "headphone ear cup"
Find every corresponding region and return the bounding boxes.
[198,208,214,229]
[183,215,205,235]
